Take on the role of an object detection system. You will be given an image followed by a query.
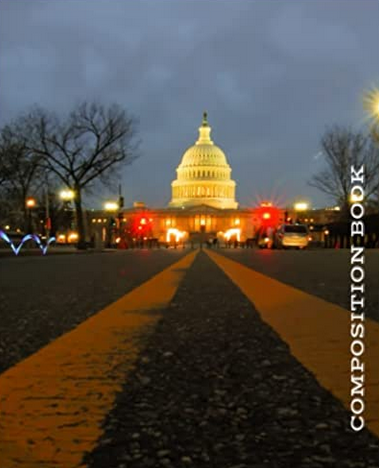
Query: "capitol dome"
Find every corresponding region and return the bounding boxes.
[169,112,238,209]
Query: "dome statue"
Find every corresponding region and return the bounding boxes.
[169,112,238,209]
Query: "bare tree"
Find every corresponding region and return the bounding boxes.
[25,102,140,248]
[0,124,42,230]
[309,126,379,216]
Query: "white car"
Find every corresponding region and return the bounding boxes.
[275,224,309,249]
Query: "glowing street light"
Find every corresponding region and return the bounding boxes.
[363,87,379,120]
[350,193,363,203]
[363,87,379,143]
[26,197,36,208]
[60,189,75,201]
[25,197,37,233]
[374,99,379,117]
[104,201,119,212]
[294,202,309,211]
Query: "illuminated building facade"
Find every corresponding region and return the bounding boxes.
[169,112,237,210]
[88,113,287,245]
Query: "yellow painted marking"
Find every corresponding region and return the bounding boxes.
[0,250,197,468]
[207,250,379,437]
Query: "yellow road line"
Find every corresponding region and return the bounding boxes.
[207,250,379,437]
[0,250,197,468]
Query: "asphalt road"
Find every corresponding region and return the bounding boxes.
[219,248,379,322]
[1,248,377,375]
[86,251,379,468]
[1,248,379,467]
[0,249,188,373]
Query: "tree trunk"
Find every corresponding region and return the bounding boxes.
[74,187,86,250]
[22,205,29,233]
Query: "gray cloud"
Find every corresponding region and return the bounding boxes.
[1,0,378,208]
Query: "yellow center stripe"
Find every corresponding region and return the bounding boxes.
[206,250,379,437]
[0,250,197,468]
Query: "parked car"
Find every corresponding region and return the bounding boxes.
[274,224,309,249]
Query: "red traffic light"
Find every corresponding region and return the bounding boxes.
[257,204,280,226]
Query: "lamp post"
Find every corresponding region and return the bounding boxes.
[118,184,124,238]
[363,87,379,143]
[104,201,118,248]
[25,197,36,233]
[363,88,379,246]
[59,189,75,239]
[294,202,309,223]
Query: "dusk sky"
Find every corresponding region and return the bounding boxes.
[1,0,378,209]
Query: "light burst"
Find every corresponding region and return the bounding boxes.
[363,86,379,121]
[363,86,379,142]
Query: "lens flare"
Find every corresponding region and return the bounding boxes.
[363,87,379,121]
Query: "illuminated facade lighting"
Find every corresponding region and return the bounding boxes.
[224,228,241,242]
[166,228,185,242]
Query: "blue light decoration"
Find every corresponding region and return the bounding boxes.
[0,230,56,255]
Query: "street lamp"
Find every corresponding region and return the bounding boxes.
[363,87,379,120]
[60,189,75,201]
[293,202,310,224]
[104,201,119,247]
[26,197,36,209]
[59,189,76,236]
[104,201,118,212]
[350,193,364,203]
[363,87,379,142]
[363,88,379,212]
[294,202,309,212]
[25,197,36,233]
